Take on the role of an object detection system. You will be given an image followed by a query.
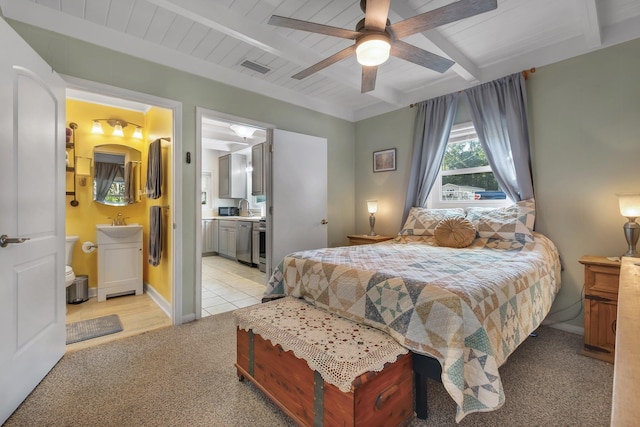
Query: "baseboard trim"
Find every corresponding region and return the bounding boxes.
[144,283,171,319]
[544,321,584,335]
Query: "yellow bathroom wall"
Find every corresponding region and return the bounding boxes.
[65,100,147,289]
[143,106,173,302]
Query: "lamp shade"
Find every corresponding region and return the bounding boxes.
[112,122,124,137]
[356,35,390,66]
[617,193,640,218]
[133,126,143,139]
[91,120,104,134]
[367,200,378,214]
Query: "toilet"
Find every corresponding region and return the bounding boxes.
[65,235,79,286]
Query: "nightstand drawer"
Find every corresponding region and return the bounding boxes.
[585,264,620,296]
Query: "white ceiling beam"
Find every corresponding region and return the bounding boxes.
[388,1,480,82]
[577,0,602,48]
[146,0,403,106]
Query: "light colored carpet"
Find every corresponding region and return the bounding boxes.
[6,311,613,426]
[66,314,123,345]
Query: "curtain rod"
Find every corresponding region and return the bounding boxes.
[409,68,536,108]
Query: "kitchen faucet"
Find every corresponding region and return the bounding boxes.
[238,199,251,216]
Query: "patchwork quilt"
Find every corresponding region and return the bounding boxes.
[264,233,561,422]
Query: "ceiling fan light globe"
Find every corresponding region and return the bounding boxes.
[356,37,390,66]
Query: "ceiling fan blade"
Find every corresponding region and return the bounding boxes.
[268,15,360,39]
[388,0,497,40]
[292,45,357,80]
[391,40,455,73]
[364,0,391,32]
[361,66,378,93]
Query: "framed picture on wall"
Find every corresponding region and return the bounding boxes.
[373,148,396,172]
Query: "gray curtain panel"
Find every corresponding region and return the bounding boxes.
[462,72,534,201]
[94,161,120,202]
[402,93,459,223]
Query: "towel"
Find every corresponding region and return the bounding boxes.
[124,162,136,204]
[145,139,162,199]
[148,206,162,266]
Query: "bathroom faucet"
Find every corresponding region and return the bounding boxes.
[108,213,129,226]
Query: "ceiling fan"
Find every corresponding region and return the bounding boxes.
[268,0,497,93]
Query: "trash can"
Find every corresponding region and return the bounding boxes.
[67,274,89,304]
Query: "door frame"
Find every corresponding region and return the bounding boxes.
[64,75,184,325]
[194,107,273,319]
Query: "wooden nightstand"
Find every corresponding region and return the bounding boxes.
[578,255,621,363]
[347,234,394,245]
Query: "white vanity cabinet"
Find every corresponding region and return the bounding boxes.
[96,225,143,302]
[202,219,218,255]
[218,220,237,259]
[218,154,247,199]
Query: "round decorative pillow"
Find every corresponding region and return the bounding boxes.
[434,216,476,248]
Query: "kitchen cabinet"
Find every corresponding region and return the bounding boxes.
[219,153,247,199]
[202,219,218,255]
[251,143,265,196]
[219,220,237,259]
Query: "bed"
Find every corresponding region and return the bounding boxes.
[264,200,562,422]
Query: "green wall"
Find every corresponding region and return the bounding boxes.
[355,37,640,329]
[7,19,355,320]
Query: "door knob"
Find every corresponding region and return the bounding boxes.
[0,235,31,248]
[321,219,328,225]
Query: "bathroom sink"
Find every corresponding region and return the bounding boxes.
[96,224,142,238]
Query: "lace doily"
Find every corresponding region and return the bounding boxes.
[233,297,408,393]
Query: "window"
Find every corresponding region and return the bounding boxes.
[429,122,510,208]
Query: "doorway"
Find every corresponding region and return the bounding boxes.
[195,108,271,318]
[62,76,182,349]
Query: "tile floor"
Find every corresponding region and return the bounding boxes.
[201,255,266,317]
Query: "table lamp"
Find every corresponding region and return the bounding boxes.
[617,193,640,257]
[367,200,378,236]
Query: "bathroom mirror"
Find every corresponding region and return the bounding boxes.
[93,144,142,206]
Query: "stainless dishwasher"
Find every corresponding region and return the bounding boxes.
[236,221,252,265]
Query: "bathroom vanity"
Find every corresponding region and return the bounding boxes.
[96,224,143,302]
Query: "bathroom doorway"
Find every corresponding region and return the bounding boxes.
[63,76,182,350]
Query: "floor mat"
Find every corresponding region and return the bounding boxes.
[66,314,123,345]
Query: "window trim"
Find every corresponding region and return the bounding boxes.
[427,122,512,209]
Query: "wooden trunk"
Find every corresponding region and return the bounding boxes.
[236,327,414,427]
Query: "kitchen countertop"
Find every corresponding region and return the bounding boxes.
[202,216,263,222]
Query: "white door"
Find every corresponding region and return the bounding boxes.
[0,18,66,423]
[267,129,328,277]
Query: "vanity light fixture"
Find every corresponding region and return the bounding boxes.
[230,124,257,140]
[92,118,143,139]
